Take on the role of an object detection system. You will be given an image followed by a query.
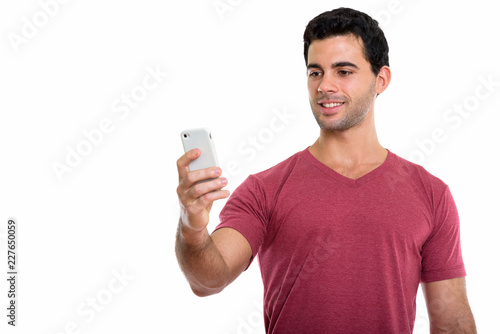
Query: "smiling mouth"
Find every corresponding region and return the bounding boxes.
[321,102,344,108]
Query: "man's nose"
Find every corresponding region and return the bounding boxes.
[318,73,339,93]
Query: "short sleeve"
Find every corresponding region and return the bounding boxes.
[420,186,466,282]
[214,175,268,268]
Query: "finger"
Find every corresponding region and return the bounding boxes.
[176,148,200,179]
[186,177,228,203]
[194,188,231,209]
[183,167,222,189]
[181,187,230,225]
[178,174,226,207]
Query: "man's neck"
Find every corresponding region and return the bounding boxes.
[308,115,387,179]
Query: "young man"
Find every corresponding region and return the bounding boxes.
[176,7,476,333]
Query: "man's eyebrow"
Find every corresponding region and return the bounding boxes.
[306,61,360,70]
[306,63,323,70]
[332,61,359,69]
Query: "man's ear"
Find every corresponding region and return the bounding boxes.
[375,66,391,95]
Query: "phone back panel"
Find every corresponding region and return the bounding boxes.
[180,128,219,171]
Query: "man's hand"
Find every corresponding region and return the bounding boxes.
[176,148,230,239]
[176,149,251,296]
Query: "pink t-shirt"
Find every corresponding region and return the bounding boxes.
[216,148,466,333]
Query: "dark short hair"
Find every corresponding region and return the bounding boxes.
[303,7,389,75]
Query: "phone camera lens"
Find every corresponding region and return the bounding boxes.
[183,134,188,139]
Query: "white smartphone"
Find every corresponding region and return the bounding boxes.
[180,128,219,172]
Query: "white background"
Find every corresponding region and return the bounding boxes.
[1,0,499,333]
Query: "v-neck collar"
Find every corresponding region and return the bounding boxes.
[301,146,396,187]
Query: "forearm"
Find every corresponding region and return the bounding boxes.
[423,278,476,334]
[430,315,476,334]
[175,219,229,296]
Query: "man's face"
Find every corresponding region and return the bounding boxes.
[307,34,377,132]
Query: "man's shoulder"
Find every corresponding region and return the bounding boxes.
[236,148,309,196]
[251,148,307,182]
[390,151,449,192]
[226,149,308,216]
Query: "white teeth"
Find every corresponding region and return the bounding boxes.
[322,102,343,108]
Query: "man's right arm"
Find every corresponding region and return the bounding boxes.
[175,149,252,297]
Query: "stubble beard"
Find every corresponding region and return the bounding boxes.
[311,81,376,132]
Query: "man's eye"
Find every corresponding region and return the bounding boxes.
[338,70,352,76]
[309,71,322,78]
